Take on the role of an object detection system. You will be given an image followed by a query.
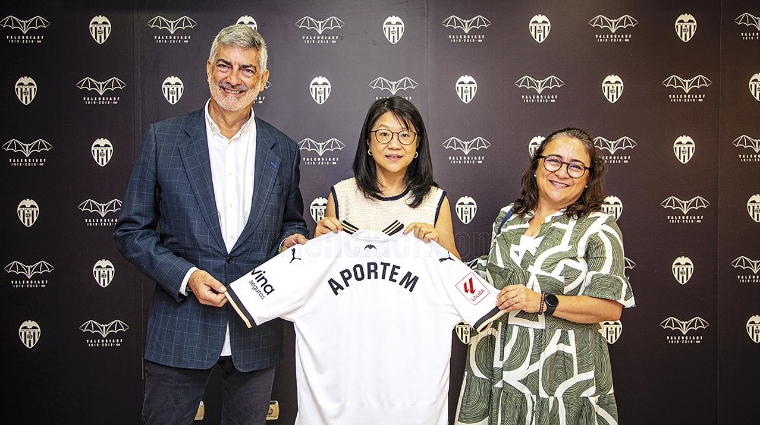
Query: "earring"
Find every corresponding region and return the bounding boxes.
[414,152,419,158]
[368,149,372,156]
[533,173,536,177]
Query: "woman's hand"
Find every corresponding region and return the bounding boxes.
[404,222,438,243]
[496,284,542,313]
[314,217,343,237]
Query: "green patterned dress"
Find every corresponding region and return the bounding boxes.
[455,205,635,425]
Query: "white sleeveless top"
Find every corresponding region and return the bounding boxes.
[331,178,445,232]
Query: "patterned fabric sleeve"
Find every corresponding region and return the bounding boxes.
[580,213,635,307]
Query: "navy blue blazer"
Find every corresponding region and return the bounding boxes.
[114,108,308,372]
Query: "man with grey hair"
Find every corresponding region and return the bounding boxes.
[115,24,308,424]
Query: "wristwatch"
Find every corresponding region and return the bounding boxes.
[544,293,558,316]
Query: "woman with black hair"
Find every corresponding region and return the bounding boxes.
[314,96,460,258]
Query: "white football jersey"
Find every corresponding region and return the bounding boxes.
[226,230,504,425]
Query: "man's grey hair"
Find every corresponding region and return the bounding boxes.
[208,24,268,71]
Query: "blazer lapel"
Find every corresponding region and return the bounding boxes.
[233,117,281,252]
[179,110,226,252]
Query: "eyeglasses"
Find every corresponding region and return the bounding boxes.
[370,129,417,145]
[539,155,590,178]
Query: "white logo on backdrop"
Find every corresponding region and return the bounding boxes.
[661,195,709,224]
[162,76,184,104]
[19,320,41,349]
[5,260,54,279]
[673,135,695,164]
[661,316,708,343]
[589,14,638,33]
[528,136,545,157]
[732,256,760,284]
[747,316,760,343]
[735,13,760,40]
[733,135,760,162]
[455,196,477,224]
[383,16,404,44]
[93,259,115,288]
[675,14,697,42]
[299,138,344,165]
[601,196,623,221]
[1,15,50,34]
[15,76,37,105]
[599,320,623,344]
[749,73,760,101]
[663,75,711,93]
[296,16,344,34]
[79,199,121,226]
[625,257,636,270]
[443,137,490,165]
[442,15,490,43]
[529,15,550,43]
[89,15,111,44]
[310,197,328,223]
[147,15,196,34]
[17,199,39,227]
[309,76,331,104]
[3,139,52,167]
[80,320,129,346]
[91,138,113,167]
[76,77,126,95]
[594,136,636,164]
[236,15,257,30]
[748,194,760,222]
[456,75,477,103]
[515,75,564,94]
[602,75,624,103]
[369,77,418,95]
[672,256,694,285]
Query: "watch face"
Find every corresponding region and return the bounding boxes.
[545,294,558,306]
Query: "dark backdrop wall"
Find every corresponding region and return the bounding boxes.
[2,1,759,424]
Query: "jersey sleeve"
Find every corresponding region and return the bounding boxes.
[225,242,319,328]
[429,243,505,332]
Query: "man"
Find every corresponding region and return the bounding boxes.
[114,24,308,424]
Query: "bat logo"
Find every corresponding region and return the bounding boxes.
[593,136,637,155]
[660,316,709,335]
[3,139,52,157]
[78,199,122,217]
[599,320,622,344]
[735,12,760,31]
[147,15,197,34]
[19,320,41,349]
[0,15,50,34]
[456,75,478,103]
[515,75,564,94]
[672,256,694,285]
[529,14,551,43]
[442,137,491,155]
[310,197,328,223]
[602,75,624,103]
[299,138,345,156]
[731,256,760,274]
[624,257,636,270]
[662,75,711,93]
[601,196,623,221]
[89,15,111,44]
[79,319,129,338]
[383,16,404,44]
[660,196,710,214]
[732,135,760,153]
[76,77,126,95]
[673,135,695,164]
[5,260,55,279]
[289,248,301,263]
[748,194,760,222]
[162,76,184,104]
[15,76,37,105]
[369,77,418,95]
[588,14,638,33]
[675,14,697,42]
[441,15,491,34]
[236,15,257,30]
[455,196,477,225]
[295,16,344,34]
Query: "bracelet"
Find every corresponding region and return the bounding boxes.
[539,292,546,314]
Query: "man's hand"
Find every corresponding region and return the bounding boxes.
[281,233,308,250]
[187,270,227,307]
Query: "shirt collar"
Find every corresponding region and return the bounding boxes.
[204,99,256,140]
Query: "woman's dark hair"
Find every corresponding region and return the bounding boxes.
[512,127,607,218]
[352,96,435,208]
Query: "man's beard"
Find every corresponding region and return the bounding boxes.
[208,79,259,112]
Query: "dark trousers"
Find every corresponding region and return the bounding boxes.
[142,358,276,425]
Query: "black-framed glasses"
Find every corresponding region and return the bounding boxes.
[370,129,418,145]
[539,155,590,178]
